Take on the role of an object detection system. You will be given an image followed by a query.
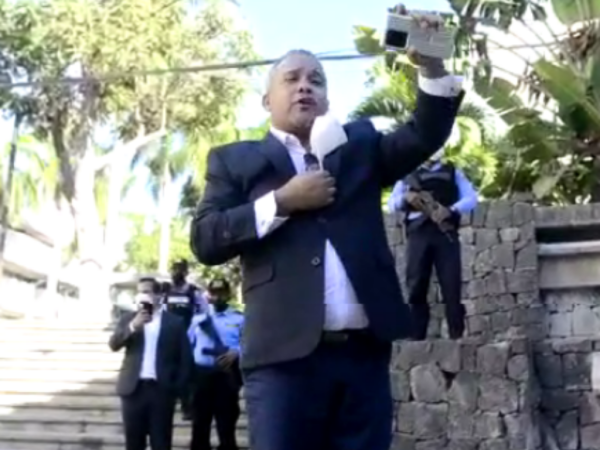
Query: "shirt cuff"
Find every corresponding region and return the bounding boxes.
[254,191,288,239]
[418,74,463,98]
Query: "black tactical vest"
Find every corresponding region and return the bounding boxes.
[404,164,460,227]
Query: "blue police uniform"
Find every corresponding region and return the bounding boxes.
[188,306,244,450]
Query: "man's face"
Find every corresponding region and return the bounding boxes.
[263,53,329,136]
[137,281,158,304]
[171,266,187,283]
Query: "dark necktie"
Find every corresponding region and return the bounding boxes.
[304,153,320,172]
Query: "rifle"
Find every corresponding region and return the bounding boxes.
[404,174,456,239]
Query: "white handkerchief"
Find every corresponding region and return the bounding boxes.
[310,113,348,165]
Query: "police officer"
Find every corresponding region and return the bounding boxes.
[388,149,478,340]
[188,278,243,450]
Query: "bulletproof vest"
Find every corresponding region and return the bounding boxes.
[404,163,459,213]
[165,285,195,323]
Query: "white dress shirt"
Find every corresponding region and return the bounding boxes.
[138,310,163,379]
[253,74,463,331]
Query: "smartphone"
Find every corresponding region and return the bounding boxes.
[383,12,457,60]
[141,302,153,315]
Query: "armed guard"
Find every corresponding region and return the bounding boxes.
[164,260,206,326]
[188,278,243,450]
[388,149,478,340]
[163,259,206,420]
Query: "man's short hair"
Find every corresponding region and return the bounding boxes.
[265,49,324,92]
[171,259,189,271]
[138,277,161,294]
[207,278,231,294]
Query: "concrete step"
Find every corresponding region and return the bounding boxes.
[0,430,250,450]
[0,380,115,395]
[0,392,247,412]
[0,342,112,353]
[0,411,249,433]
[0,350,122,362]
[0,368,117,382]
[0,358,120,372]
[0,331,112,344]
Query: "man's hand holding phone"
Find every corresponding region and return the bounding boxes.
[130,309,152,332]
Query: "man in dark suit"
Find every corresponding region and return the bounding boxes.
[109,277,193,450]
[190,7,464,450]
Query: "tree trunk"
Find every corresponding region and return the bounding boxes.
[0,114,22,283]
[158,164,172,274]
[71,147,108,312]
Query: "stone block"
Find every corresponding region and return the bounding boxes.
[416,439,447,450]
[432,340,461,373]
[479,439,509,450]
[507,355,529,382]
[581,423,600,449]
[391,370,411,402]
[580,392,600,425]
[478,377,519,414]
[500,228,520,243]
[410,364,447,403]
[397,402,417,434]
[493,243,515,270]
[391,433,416,450]
[486,201,513,228]
[476,229,499,252]
[515,244,537,269]
[472,203,487,227]
[506,269,537,294]
[394,341,432,370]
[477,343,510,376]
[512,202,533,226]
[413,403,448,440]
[485,271,507,295]
[448,372,479,412]
[475,412,505,438]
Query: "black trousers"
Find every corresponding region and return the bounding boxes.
[121,380,177,450]
[405,221,465,340]
[190,366,241,450]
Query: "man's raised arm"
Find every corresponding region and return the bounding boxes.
[377,65,464,187]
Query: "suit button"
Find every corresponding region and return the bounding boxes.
[311,257,321,267]
[223,231,231,239]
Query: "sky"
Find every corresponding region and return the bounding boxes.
[120,0,451,215]
[236,0,451,127]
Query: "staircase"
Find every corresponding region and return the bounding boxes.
[0,318,249,450]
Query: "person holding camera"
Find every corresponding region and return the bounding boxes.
[108,277,193,450]
[187,278,243,450]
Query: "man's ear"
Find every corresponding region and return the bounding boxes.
[262,94,270,112]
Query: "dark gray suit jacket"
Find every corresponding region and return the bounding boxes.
[192,89,463,369]
[108,310,193,397]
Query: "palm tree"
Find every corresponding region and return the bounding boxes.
[143,133,189,273]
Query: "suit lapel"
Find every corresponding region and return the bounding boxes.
[323,147,343,178]
[156,312,169,361]
[259,133,297,179]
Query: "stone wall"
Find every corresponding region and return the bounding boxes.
[385,200,600,450]
[390,339,541,450]
[386,200,542,341]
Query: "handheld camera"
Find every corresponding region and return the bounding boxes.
[383,10,457,60]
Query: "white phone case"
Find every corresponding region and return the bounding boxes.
[384,13,456,60]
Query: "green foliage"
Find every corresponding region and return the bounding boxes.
[121,214,241,288]
[352,60,500,195]
[0,0,255,263]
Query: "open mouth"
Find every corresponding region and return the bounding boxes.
[296,97,316,107]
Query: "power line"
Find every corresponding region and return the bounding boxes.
[0,53,374,89]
